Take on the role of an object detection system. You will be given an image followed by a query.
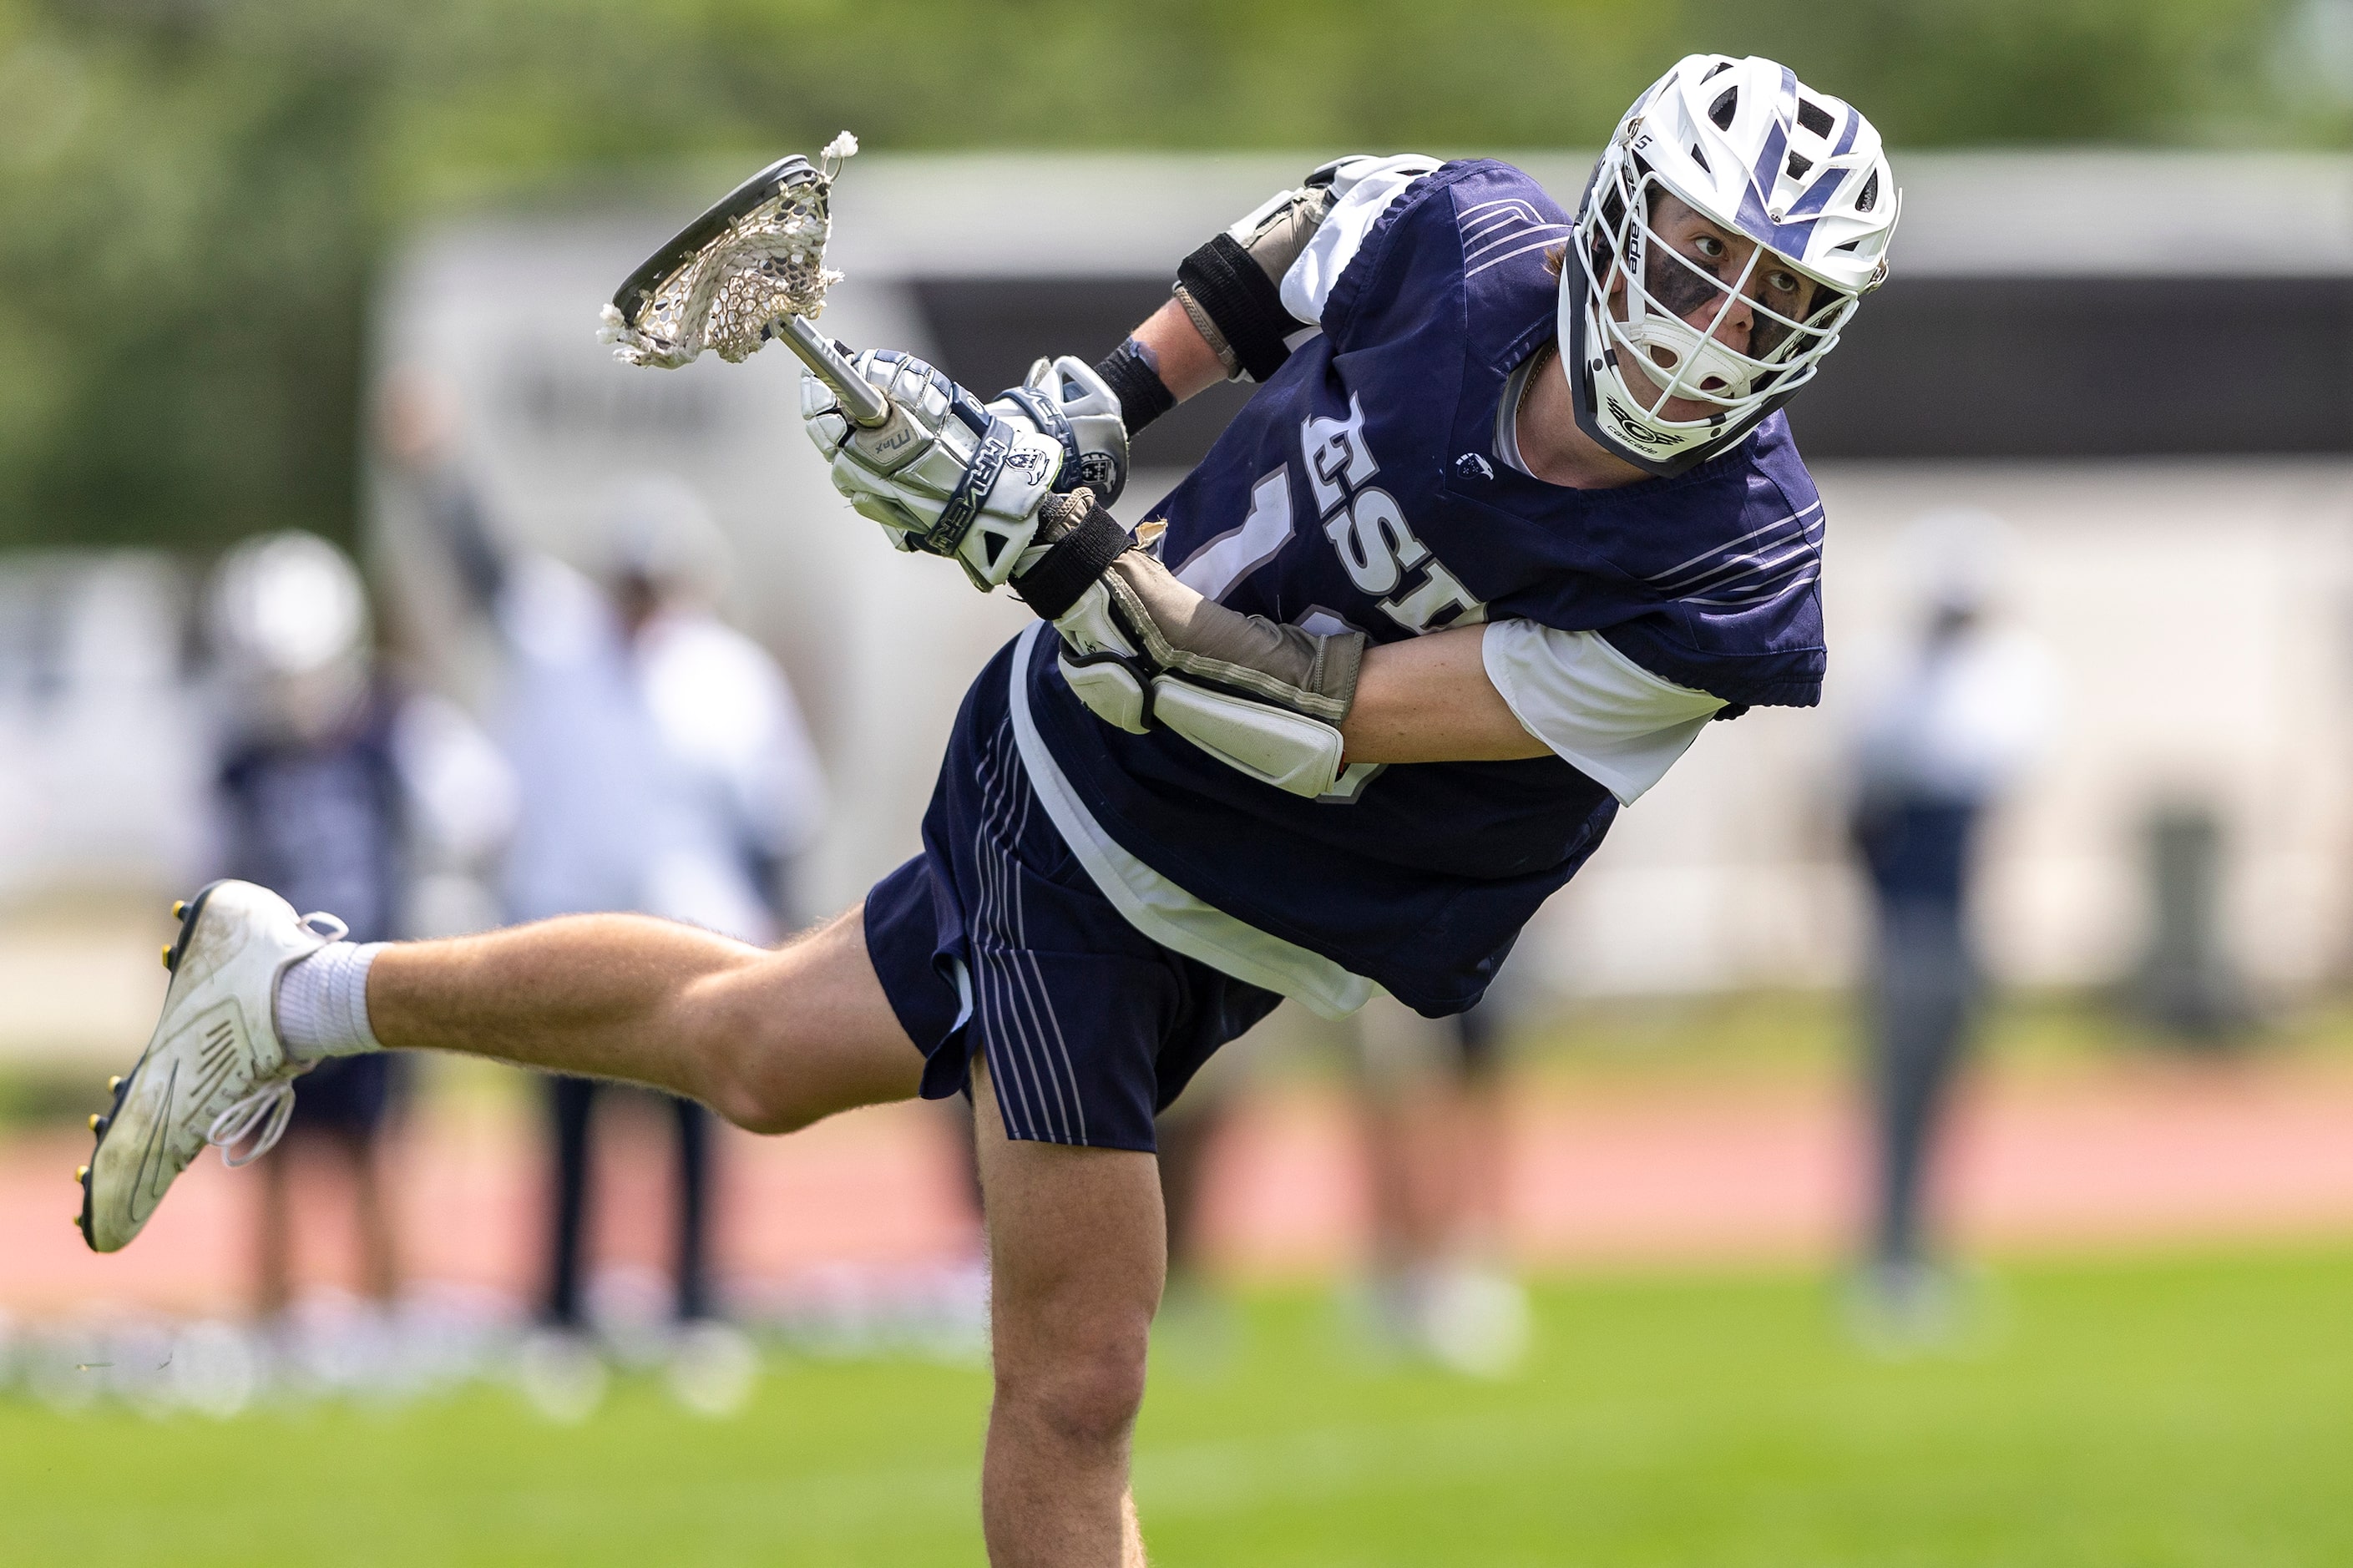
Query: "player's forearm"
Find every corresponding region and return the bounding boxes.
[1341,625,1551,766]
[1091,302,1224,436]
[1127,300,1230,404]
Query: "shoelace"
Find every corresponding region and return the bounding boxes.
[208,1083,295,1168]
[201,908,348,1169]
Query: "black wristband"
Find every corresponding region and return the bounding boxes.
[1175,233,1304,383]
[1015,503,1133,622]
[1095,338,1176,435]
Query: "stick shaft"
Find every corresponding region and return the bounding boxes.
[776,316,891,427]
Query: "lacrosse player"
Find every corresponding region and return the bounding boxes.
[85,54,1895,1566]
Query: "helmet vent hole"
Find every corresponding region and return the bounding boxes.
[1785,152,1813,181]
[1796,99,1834,139]
[1647,345,1681,371]
[1703,58,1733,79]
[1708,88,1738,130]
[1688,142,1711,174]
[1856,170,1879,212]
[1833,238,1861,253]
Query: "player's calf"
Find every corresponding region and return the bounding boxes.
[971,1060,1166,1564]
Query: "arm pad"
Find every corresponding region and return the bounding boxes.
[1171,167,1343,383]
[1013,492,1366,797]
[1174,235,1303,384]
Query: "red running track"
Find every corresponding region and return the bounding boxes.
[7,1055,2353,1316]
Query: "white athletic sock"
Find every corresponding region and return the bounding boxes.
[274,941,388,1061]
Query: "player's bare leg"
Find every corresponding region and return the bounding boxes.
[365,903,921,1132]
[973,1057,1161,1568]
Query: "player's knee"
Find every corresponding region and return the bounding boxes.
[681,923,922,1136]
[702,1074,810,1137]
[697,1037,827,1136]
[999,1329,1151,1453]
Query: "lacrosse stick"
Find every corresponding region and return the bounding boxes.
[599,133,888,427]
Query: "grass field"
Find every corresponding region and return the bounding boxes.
[4,1247,2349,1565]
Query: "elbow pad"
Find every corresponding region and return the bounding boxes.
[1172,166,1342,383]
[1013,491,1364,797]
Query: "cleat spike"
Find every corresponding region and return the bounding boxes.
[161,943,173,969]
[108,1075,123,1093]
[75,1165,88,1182]
[173,899,187,918]
[88,1114,101,1132]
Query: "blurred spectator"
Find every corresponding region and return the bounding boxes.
[2131,800,2254,1044]
[205,531,514,1338]
[1344,996,1527,1377]
[1146,997,1526,1377]
[1847,509,2057,1333]
[1147,1046,1249,1368]
[382,379,825,1414]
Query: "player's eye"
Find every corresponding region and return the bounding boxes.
[1766,269,1800,295]
[1693,234,1727,260]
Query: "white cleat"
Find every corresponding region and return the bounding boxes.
[79,881,347,1253]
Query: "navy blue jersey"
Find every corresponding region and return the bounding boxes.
[1026,159,1829,1014]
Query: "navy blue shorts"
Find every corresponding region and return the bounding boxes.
[864,640,1283,1153]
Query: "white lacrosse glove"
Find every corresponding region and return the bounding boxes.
[802,349,1066,589]
[1011,491,1366,797]
[993,355,1131,506]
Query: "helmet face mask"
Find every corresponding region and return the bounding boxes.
[1561,54,1898,478]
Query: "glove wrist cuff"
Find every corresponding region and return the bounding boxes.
[1095,338,1177,434]
[1015,495,1132,621]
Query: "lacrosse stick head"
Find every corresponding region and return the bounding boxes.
[600,135,857,370]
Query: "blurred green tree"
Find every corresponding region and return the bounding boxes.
[0,0,2306,551]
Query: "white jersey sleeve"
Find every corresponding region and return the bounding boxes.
[1278,154,1445,327]
[1480,620,1727,805]
[391,691,519,864]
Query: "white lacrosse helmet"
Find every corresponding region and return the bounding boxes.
[598,471,733,604]
[208,530,373,741]
[1562,53,1899,477]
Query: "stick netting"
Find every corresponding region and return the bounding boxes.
[600,134,857,369]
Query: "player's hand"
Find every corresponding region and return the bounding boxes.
[801,350,1065,589]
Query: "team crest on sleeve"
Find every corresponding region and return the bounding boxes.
[1298,396,1485,634]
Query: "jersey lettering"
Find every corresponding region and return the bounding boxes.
[1303,396,1378,514]
[1323,488,1427,597]
[1174,468,1295,603]
[1381,559,1485,631]
[1298,399,1485,634]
